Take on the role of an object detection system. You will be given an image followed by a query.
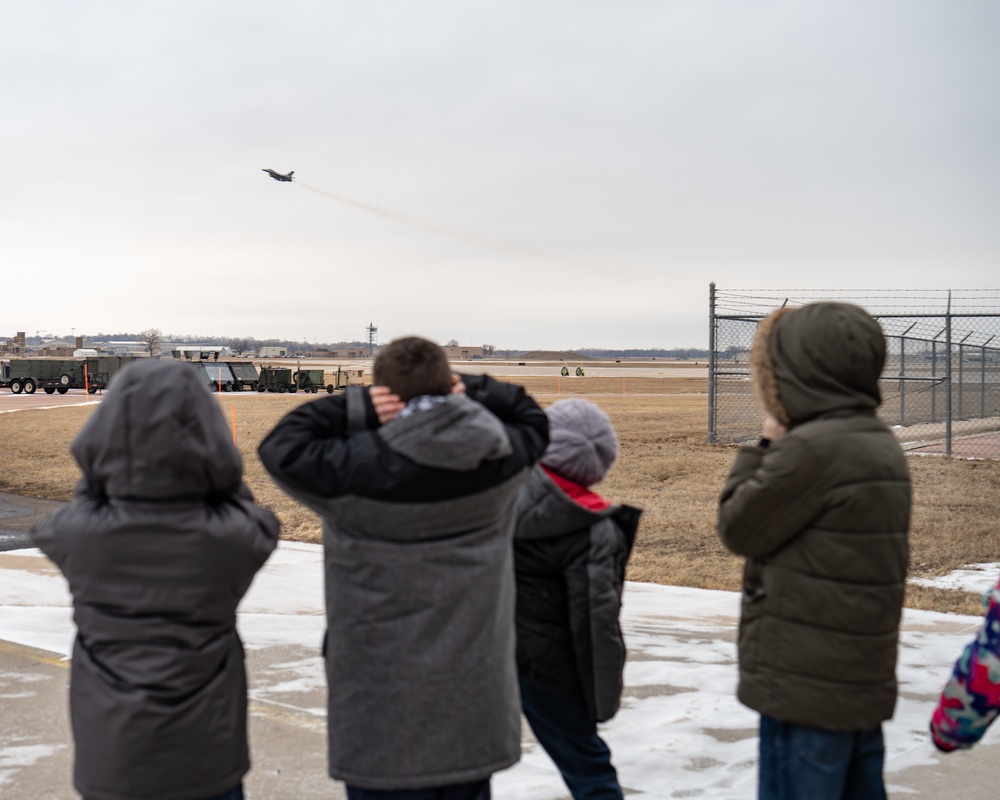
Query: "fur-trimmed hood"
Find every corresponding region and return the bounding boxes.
[751,302,886,427]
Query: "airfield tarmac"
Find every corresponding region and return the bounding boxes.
[261,357,708,380]
[0,391,101,414]
[0,360,709,413]
[448,359,708,378]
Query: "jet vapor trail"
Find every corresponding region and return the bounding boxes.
[297,183,527,256]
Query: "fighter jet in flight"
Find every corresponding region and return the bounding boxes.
[262,169,295,182]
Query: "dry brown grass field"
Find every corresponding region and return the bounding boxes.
[2,375,997,615]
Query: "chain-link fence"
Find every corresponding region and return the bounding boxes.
[708,285,1000,458]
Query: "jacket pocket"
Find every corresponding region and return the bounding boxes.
[739,561,765,672]
[742,560,766,604]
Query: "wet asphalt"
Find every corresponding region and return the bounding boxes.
[0,491,64,551]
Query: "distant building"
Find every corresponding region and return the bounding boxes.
[91,341,148,356]
[258,346,289,358]
[38,340,74,356]
[314,348,365,359]
[442,345,485,360]
[38,339,78,357]
[0,332,27,356]
[169,345,229,361]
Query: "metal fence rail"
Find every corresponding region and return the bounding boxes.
[708,285,1000,458]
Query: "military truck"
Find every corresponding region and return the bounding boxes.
[190,361,239,392]
[256,366,296,393]
[293,368,336,394]
[226,361,260,391]
[294,366,362,393]
[255,366,355,394]
[1,356,137,394]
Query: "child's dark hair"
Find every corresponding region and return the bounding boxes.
[373,336,453,401]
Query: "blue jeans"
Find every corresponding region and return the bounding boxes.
[758,715,887,800]
[519,675,622,800]
[345,779,490,800]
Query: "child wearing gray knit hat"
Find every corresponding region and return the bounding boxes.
[513,397,639,800]
[540,399,619,487]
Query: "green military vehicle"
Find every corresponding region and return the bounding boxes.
[256,366,296,393]
[172,357,258,392]
[226,361,260,391]
[2,356,137,394]
[190,361,239,392]
[293,368,336,394]
[294,366,361,393]
[255,366,353,394]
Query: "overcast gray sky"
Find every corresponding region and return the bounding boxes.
[3,1,998,349]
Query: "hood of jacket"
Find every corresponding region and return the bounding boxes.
[72,359,243,499]
[514,465,611,539]
[378,393,513,470]
[751,302,886,427]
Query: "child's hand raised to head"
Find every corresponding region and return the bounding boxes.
[762,414,787,442]
[451,374,466,396]
[370,386,406,424]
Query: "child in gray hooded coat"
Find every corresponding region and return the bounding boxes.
[259,336,550,800]
[33,359,279,800]
[512,399,641,800]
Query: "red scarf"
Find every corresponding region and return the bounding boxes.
[542,466,610,511]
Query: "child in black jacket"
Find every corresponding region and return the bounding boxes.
[512,399,640,800]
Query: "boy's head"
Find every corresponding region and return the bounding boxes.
[373,336,453,401]
[540,399,618,487]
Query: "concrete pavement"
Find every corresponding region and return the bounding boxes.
[0,638,339,799]
[6,620,999,800]
[0,492,62,553]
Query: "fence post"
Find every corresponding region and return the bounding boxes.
[946,293,953,456]
[708,282,717,444]
[931,339,937,423]
[982,336,995,419]
[898,322,917,427]
[958,333,972,421]
[899,335,905,426]
[958,342,964,421]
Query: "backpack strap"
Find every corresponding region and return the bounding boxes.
[345,385,369,434]
[612,504,642,557]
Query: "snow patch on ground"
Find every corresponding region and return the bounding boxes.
[2,543,998,798]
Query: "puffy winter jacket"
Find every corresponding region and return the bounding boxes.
[513,466,640,722]
[718,303,911,730]
[258,375,548,790]
[931,572,1000,751]
[32,359,279,800]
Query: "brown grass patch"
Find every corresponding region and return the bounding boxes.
[904,585,985,617]
[2,377,998,616]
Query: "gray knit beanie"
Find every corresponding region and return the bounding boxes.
[540,399,619,487]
